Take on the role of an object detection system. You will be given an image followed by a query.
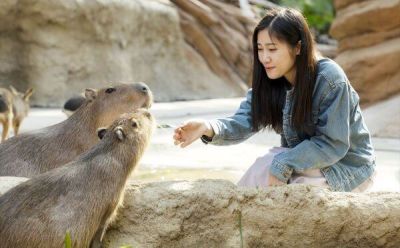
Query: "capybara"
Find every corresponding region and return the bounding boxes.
[0,88,13,142]
[0,82,152,177]
[62,94,86,117]
[9,86,34,136]
[0,109,154,248]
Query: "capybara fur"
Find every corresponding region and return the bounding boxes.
[0,109,154,248]
[0,82,152,177]
[9,86,34,136]
[0,88,13,141]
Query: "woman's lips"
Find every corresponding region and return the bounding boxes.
[264,66,275,71]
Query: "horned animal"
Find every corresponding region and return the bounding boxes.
[9,86,34,136]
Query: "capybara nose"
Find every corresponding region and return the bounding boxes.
[134,82,149,94]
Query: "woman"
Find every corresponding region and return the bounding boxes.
[173,8,375,192]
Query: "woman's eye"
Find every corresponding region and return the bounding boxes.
[268,48,277,52]
[105,88,116,94]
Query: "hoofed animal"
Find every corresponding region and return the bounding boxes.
[0,82,152,177]
[0,88,13,142]
[9,86,34,136]
[0,109,154,248]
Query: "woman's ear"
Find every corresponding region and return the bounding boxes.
[296,40,301,55]
[97,128,107,140]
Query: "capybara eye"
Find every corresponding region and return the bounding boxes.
[105,87,116,94]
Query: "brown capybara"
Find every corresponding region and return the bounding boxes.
[0,109,154,248]
[9,86,34,136]
[0,88,13,142]
[0,82,152,177]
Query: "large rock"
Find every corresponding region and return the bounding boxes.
[103,180,400,247]
[334,37,400,105]
[330,0,400,104]
[0,0,246,107]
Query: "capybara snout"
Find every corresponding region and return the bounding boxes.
[98,109,154,144]
[131,82,153,108]
[87,82,153,130]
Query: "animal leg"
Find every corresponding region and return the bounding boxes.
[13,119,20,136]
[1,119,10,141]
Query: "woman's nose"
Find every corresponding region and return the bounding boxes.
[260,51,271,63]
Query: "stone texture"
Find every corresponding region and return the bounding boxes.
[330,0,400,104]
[335,38,400,104]
[0,0,246,107]
[102,180,400,248]
[330,0,400,40]
[333,0,365,10]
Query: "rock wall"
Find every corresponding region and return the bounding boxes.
[330,0,400,105]
[0,0,246,107]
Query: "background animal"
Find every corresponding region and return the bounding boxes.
[0,109,154,248]
[62,94,85,117]
[9,86,34,136]
[0,88,13,142]
[0,82,152,177]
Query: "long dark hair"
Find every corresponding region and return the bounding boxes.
[251,8,317,134]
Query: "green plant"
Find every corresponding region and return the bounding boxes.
[64,231,72,248]
[238,211,244,248]
[279,0,335,34]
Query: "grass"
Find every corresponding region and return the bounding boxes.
[238,211,244,248]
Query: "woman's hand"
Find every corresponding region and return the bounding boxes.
[267,173,286,186]
[173,119,214,148]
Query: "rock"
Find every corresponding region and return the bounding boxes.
[102,180,400,247]
[334,38,400,105]
[0,0,246,107]
[330,0,400,40]
[333,0,365,10]
[337,28,400,52]
[330,0,400,105]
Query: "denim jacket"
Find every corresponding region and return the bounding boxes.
[205,58,376,192]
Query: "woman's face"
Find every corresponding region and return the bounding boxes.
[257,29,299,84]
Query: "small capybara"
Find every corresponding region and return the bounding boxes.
[0,88,13,141]
[9,86,34,136]
[0,82,152,177]
[0,109,154,248]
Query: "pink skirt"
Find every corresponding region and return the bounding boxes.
[237,147,374,192]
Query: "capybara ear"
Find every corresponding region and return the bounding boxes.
[97,128,107,140]
[131,120,138,128]
[143,110,152,119]
[9,85,19,95]
[23,88,34,101]
[115,127,125,141]
[84,88,97,102]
